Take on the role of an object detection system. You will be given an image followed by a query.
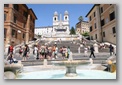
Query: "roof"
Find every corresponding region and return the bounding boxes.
[54,11,58,15]
[22,4,29,9]
[29,8,37,19]
[76,21,88,25]
[22,4,37,19]
[85,4,100,17]
[64,10,69,15]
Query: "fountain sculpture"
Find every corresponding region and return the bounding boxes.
[52,52,90,77]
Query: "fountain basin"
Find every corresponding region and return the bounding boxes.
[4,62,23,74]
[52,60,90,77]
[16,69,116,79]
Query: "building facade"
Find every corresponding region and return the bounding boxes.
[86,4,116,44]
[4,4,37,46]
[76,21,89,34]
[35,26,53,37]
[35,11,70,37]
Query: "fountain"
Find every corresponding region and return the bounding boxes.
[52,52,90,77]
[15,52,116,79]
[4,60,23,79]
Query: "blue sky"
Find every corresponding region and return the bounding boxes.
[27,4,94,29]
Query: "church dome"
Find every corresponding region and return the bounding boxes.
[54,11,58,16]
[64,10,68,15]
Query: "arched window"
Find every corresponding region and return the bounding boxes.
[65,16,67,20]
[54,17,56,21]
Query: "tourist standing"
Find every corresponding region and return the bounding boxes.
[54,44,58,59]
[89,45,96,58]
[109,44,114,56]
[8,44,14,55]
[44,46,49,59]
[33,45,38,60]
[52,45,56,59]
[48,46,52,60]
[19,46,23,57]
[40,45,45,60]
[62,46,66,59]
[22,44,29,61]
[113,46,116,56]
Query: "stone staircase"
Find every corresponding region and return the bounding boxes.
[39,40,110,53]
[21,53,110,66]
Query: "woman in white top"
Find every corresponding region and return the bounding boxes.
[33,45,38,59]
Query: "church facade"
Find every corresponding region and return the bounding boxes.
[35,11,70,37]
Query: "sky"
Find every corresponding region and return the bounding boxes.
[27,4,94,29]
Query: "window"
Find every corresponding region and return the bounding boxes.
[4,28,7,38]
[14,16,17,23]
[101,19,105,26]
[54,17,56,21]
[105,18,109,24]
[109,11,115,21]
[65,16,67,20]
[23,23,26,28]
[94,12,96,17]
[89,16,91,21]
[23,11,28,18]
[23,33,25,39]
[91,36,93,40]
[112,27,116,34]
[95,34,97,39]
[11,29,17,38]
[90,26,92,32]
[4,14,6,21]
[13,4,19,11]
[101,7,103,13]
[4,4,9,7]
[103,32,105,37]
[94,23,96,29]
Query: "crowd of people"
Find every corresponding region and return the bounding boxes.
[6,40,116,64]
[6,43,72,63]
[32,44,71,60]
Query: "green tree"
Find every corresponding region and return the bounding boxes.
[70,27,76,35]
[78,16,84,22]
[82,32,89,37]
